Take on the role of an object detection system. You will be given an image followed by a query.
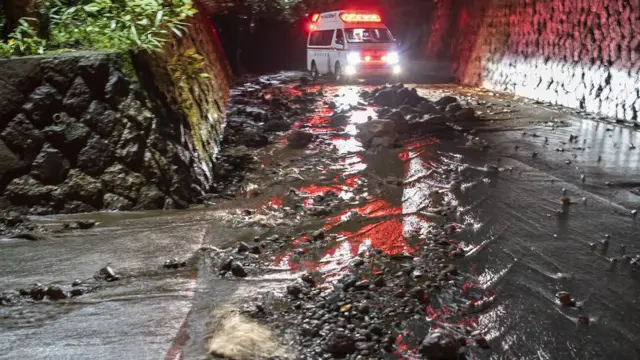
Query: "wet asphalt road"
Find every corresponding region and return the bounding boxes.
[1,76,639,360]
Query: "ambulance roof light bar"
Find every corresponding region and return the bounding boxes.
[310,13,320,22]
[339,12,382,23]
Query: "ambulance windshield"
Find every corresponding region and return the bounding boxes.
[345,28,395,43]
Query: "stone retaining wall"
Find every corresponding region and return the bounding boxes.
[0,4,231,215]
[425,0,640,123]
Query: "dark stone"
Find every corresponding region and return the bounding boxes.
[28,284,47,300]
[105,70,129,107]
[0,140,28,192]
[250,245,261,254]
[0,81,26,128]
[116,121,147,169]
[243,129,269,148]
[62,201,97,214]
[287,283,303,297]
[141,149,172,187]
[41,57,78,92]
[11,232,49,241]
[325,333,356,358]
[473,334,490,349]
[1,113,45,162]
[312,229,325,241]
[78,56,111,99]
[237,241,250,253]
[287,130,314,149]
[45,286,67,300]
[419,330,461,360]
[435,96,458,107]
[5,176,56,206]
[397,87,421,106]
[398,105,419,117]
[219,258,233,272]
[374,88,395,107]
[355,120,398,149]
[230,262,247,277]
[63,77,92,116]
[454,108,477,122]
[22,84,63,128]
[384,111,409,134]
[76,135,115,176]
[264,119,291,132]
[58,169,104,207]
[31,143,70,185]
[354,280,370,291]
[43,114,91,159]
[445,102,463,115]
[300,273,315,285]
[100,163,145,201]
[82,101,118,138]
[103,193,133,211]
[330,113,349,126]
[76,220,96,229]
[340,274,358,290]
[96,265,120,282]
[134,185,165,210]
[70,288,84,297]
[377,107,392,118]
[408,287,426,302]
[418,101,439,114]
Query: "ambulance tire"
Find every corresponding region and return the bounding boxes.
[310,61,319,80]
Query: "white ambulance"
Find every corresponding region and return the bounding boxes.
[306,11,401,82]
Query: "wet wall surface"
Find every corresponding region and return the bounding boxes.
[1,74,639,359]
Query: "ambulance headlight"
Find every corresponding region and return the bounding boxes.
[386,52,399,65]
[347,52,361,64]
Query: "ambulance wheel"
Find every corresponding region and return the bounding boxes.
[310,61,319,80]
[334,62,343,83]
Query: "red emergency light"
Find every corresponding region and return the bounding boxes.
[339,12,382,23]
[310,13,320,22]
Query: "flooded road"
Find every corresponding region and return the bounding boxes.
[1,74,639,359]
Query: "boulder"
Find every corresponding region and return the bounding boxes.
[5,175,57,206]
[419,330,461,360]
[76,135,115,176]
[100,163,145,201]
[0,140,27,191]
[58,169,104,207]
[330,113,349,126]
[434,95,458,107]
[134,185,165,210]
[41,57,79,93]
[103,193,133,211]
[264,118,291,132]
[398,105,419,117]
[31,143,70,185]
[418,101,439,114]
[0,82,26,129]
[374,88,395,107]
[43,114,91,158]
[376,107,392,118]
[104,70,129,107]
[242,129,269,148]
[445,102,463,115]
[454,108,478,122]
[62,201,97,214]
[82,101,119,138]
[63,76,92,116]
[384,110,409,133]
[141,148,172,187]
[397,87,421,106]
[287,130,314,149]
[325,333,356,358]
[22,84,63,128]
[356,120,398,148]
[78,56,110,98]
[115,121,146,169]
[1,113,45,162]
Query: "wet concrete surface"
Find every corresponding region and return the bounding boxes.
[1,73,639,359]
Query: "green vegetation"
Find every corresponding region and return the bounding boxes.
[0,0,198,57]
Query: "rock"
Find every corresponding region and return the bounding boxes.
[11,232,49,241]
[355,280,370,291]
[330,113,349,126]
[102,193,133,211]
[28,284,47,300]
[397,87,421,106]
[418,101,439,114]
[325,333,356,358]
[30,143,70,185]
[556,291,576,307]
[76,220,96,229]
[243,130,269,148]
[419,330,460,360]
[70,288,84,297]
[78,56,110,97]
[5,175,56,206]
[473,334,491,349]
[377,107,392,118]
[0,139,27,191]
[63,76,92,116]
[76,135,115,176]
[287,283,303,297]
[434,96,458,108]
[374,277,386,287]
[237,241,250,253]
[22,84,63,127]
[398,105,419,117]
[264,119,291,132]
[219,258,233,272]
[43,114,92,158]
[45,286,67,300]
[454,108,477,122]
[287,130,314,149]
[250,245,261,254]
[100,163,145,201]
[1,113,45,162]
[578,315,590,325]
[41,57,78,93]
[356,120,398,149]
[230,262,247,277]
[163,258,187,269]
[408,287,426,302]
[312,229,325,241]
[444,102,463,115]
[82,101,119,138]
[105,70,129,106]
[96,265,120,282]
[59,169,104,207]
[373,88,395,107]
[384,110,409,133]
[134,185,166,210]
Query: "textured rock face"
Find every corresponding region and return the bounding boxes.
[425,0,640,123]
[0,48,229,215]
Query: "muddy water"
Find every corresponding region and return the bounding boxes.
[1,76,639,359]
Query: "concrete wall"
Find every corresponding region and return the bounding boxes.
[0,4,231,215]
[425,0,640,123]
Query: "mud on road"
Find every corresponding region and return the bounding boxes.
[1,72,639,360]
